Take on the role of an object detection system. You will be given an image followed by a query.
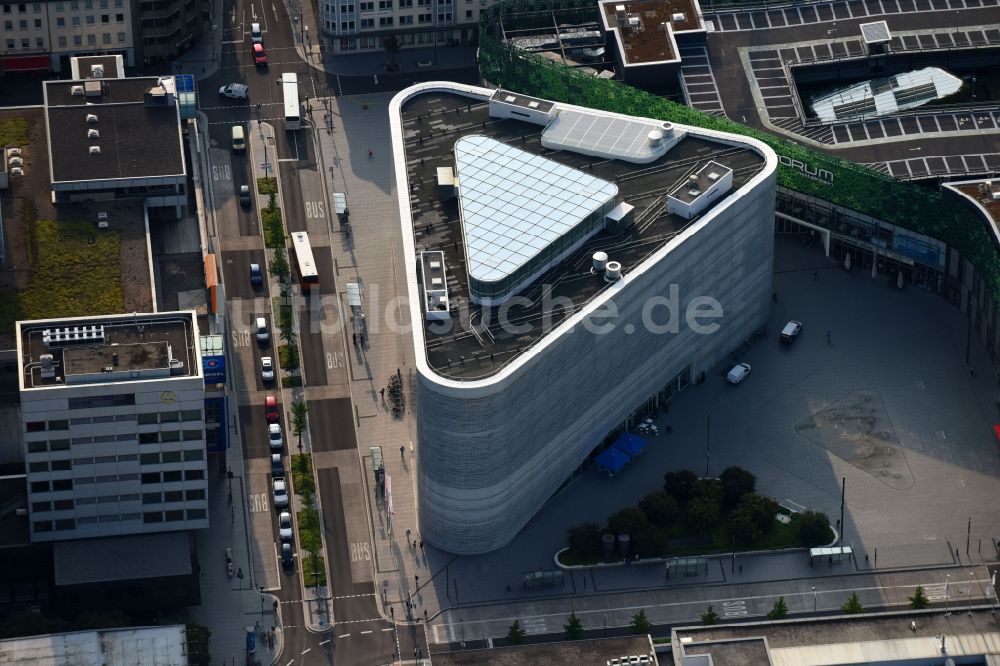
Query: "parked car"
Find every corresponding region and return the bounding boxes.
[239,184,252,208]
[280,542,295,572]
[252,43,267,66]
[780,320,803,343]
[278,511,293,541]
[726,362,751,385]
[272,477,289,508]
[265,395,279,423]
[271,453,284,477]
[250,263,263,286]
[255,317,269,344]
[219,83,249,99]
[268,423,283,450]
[250,21,262,43]
[261,356,275,383]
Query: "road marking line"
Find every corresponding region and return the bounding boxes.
[382,628,394,632]
[339,633,351,638]
[286,661,294,666]
[319,639,331,645]
[360,630,373,635]
[301,648,311,655]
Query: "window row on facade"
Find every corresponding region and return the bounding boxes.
[29,467,205,493]
[33,507,206,533]
[32,487,206,513]
[3,0,125,12]
[25,408,203,432]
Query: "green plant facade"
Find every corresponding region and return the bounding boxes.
[477,0,1000,301]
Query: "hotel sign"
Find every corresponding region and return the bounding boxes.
[779,155,834,184]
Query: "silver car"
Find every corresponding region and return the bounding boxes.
[261,356,275,383]
[272,478,289,508]
[219,83,249,99]
[278,511,293,541]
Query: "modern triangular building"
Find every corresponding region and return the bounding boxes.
[391,82,778,554]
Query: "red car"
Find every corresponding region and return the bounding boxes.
[265,395,279,423]
[252,43,267,66]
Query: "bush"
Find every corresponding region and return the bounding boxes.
[270,248,289,280]
[701,605,720,625]
[729,493,779,545]
[262,207,285,249]
[908,585,929,609]
[567,522,603,561]
[841,592,864,614]
[719,466,756,509]
[663,469,698,503]
[564,612,584,640]
[639,491,679,527]
[278,343,300,371]
[791,511,833,547]
[631,524,669,559]
[767,597,788,619]
[507,620,526,644]
[186,623,211,666]
[630,609,651,634]
[257,176,277,194]
[606,507,648,538]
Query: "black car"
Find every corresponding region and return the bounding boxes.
[249,263,263,286]
[280,543,295,572]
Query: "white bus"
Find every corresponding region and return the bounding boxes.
[290,231,319,290]
[281,72,301,130]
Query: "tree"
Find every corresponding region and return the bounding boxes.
[791,511,833,547]
[663,469,698,503]
[639,491,679,527]
[630,609,651,634]
[631,524,669,560]
[567,522,602,562]
[292,398,308,451]
[269,248,289,280]
[719,466,756,509]
[563,612,584,640]
[383,34,401,68]
[767,597,788,619]
[841,592,864,614]
[506,620,526,644]
[908,585,929,609]
[688,494,721,530]
[267,191,277,211]
[729,493,779,545]
[605,507,647,538]
[280,343,300,372]
[700,605,720,625]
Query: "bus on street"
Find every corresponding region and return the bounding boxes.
[282,73,301,130]
[291,231,319,290]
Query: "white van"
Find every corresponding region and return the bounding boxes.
[231,124,245,152]
[250,22,262,43]
[255,317,269,344]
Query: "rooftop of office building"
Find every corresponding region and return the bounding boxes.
[17,311,200,390]
[43,75,185,184]
[598,0,705,65]
[672,609,1000,666]
[0,624,188,666]
[398,87,768,381]
[944,179,1000,249]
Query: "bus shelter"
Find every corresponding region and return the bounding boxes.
[347,283,366,340]
[665,557,708,578]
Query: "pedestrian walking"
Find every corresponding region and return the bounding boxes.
[826,330,831,344]
[406,528,411,540]
[400,445,405,459]
[368,147,373,159]
[380,387,385,400]
[419,539,424,550]
[352,333,357,347]
[360,333,365,347]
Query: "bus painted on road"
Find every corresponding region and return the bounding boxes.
[282,72,301,130]
[291,231,319,290]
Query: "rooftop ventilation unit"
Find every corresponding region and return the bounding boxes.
[83,80,102,97]
[604,261,622,282]
[672,12,685,21]
[89,146,101,155]
[40,353,56,379]
[86,113,98,123]
[42,325,106,348]
[592,251,608,272]
[648,130,664,148]
[87,129,99,139]
[169,358,185,375]
[90,64,105,78]
[628,15,641,30]
[71,85,85,96]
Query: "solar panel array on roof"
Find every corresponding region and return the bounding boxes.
[542,109,674,162]
[455,135,618,283]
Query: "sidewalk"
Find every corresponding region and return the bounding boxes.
[173,0,224,80]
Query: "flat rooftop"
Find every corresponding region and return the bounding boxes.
[43,77,185,184]
[674,610,1000,666]
[600,0,703,65]
[18,312,199,389]
[431,636,657,665]
[0,625,187,666]
[53,532,192,586]
[401,91,766,380]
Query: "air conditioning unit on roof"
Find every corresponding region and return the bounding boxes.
[89,146,101,155]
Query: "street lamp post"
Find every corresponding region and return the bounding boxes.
[812,586,817,612]
[945,574,951,615]
[968,571,975,615]
[258,586,265,617]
